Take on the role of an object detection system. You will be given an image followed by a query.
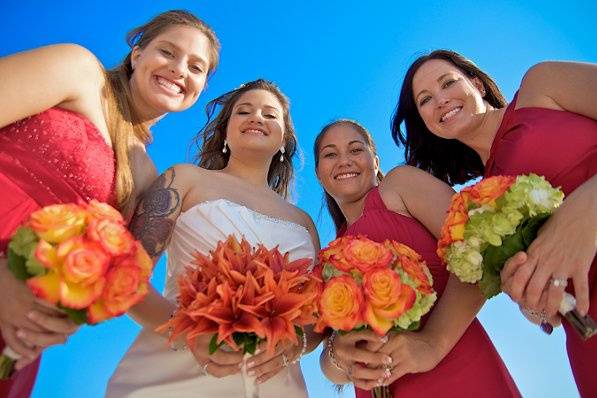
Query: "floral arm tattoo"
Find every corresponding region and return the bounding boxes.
[129,168,181,259]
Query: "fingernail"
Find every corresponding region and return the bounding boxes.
[377,378,385,386]
[247,361,255,368]
[382,355,392,365]
[255,348,261,355]
[27,312,36,320]
[380,335,388,343]
[16,330,26,339]
[540,322,553,335]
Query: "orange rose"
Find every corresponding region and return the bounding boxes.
[399,256,433,295]
[468,175,515,205]
[342,237,393,273]
[85,200,124,224]
[363,268,415,335]
[316,275,363,332]
[101,258,149,317]
[384,241,422,262]
[438,192,469,258]
[29,204,86,244]
[319,236,353,272]
[87,218,134,256]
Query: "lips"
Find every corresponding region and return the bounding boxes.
[440,106,462,123]
[154,75,185,95]
[334,172,360,180]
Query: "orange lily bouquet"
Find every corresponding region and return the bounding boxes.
[0,201,152,379]
[315,235,436,336]
[438,174,595,339]
[162,235,320,396]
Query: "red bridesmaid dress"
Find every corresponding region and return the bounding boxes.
[485,93,597,397]
[0,108,115,398]
[344,187,520,398]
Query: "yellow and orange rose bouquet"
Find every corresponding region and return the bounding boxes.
[162,235,321,397]
[0,201,152,378]
[315,235,436,336]
[438,174,595,338]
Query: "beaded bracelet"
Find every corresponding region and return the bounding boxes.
[291,328,308,364]
[325,331,347,375]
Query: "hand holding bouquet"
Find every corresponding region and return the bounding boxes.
[162,235,320,398]
[438,174,596,339]
[0,201,152,378]
[315,235,436,398]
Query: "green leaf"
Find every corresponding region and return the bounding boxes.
[7,247,31,281]
[25,255,46,276]
[322,263,343,281]
[521,214,549,247]
[244,335,257,355]
[294,325,304,338]
[59,305,88,325]
[233,332,246,347]
[208,334,220,355]
[8,227,38,258]
[483,227,525,274]
[478,268,501,299]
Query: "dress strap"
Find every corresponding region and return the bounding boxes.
[363,186,388,212]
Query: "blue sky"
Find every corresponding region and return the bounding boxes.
[2,1,596,397]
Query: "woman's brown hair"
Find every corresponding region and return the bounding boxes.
[391,49,506,186]
[104,10,220,214]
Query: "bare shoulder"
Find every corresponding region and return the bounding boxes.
[517,62,564,110]
[288,205,320,251]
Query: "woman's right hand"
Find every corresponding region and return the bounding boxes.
[189,334,244,378]
[331,330,392,390]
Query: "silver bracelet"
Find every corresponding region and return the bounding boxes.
[326,331,347,375]
[291,328,308,364]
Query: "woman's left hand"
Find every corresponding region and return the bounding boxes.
[374,331,442,386]
[246,340,302,384]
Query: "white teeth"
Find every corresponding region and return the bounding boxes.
[335,172,359,180]
[243,129,265,135]
[441,107,462,122]
[156,76,183,94]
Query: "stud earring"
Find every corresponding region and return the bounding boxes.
[279,146,285,162]
[222,140,228,154]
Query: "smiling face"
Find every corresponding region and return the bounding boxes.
[412,59,488,141]
[129,25,212,118]
[225,89,286,160]
[316,123,379,204]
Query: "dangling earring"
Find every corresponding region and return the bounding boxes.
[222,140,228,154]
[279,146,285,162]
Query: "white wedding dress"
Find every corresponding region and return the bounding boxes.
[106,199,315,398]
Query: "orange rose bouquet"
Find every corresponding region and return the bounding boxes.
[438,174,595,339]
[315,235,436,336]
[161,235,320,398]
[0,201,152,378]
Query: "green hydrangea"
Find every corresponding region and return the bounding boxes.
[445,240,484,283]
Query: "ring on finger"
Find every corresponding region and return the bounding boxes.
[551,277,568,289]
[199,360,210,375]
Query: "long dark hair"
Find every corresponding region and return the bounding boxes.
[391,49,507,186]
[193,79,298,199]
[313,119,383,234]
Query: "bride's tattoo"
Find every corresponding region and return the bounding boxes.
[130,168,181,258]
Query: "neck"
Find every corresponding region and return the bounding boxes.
[337,187,373,227]
[458,106,507,164]
[222,154,272,189]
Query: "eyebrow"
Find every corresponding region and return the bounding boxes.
[415,72,454,101]
[156,40,208,67]
[320,140,365,151]
[235,102,281,112]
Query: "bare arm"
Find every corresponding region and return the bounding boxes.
[126,166,187,330]
[378,166,485,381]
[518,61,597,119]
[0,44,105,129]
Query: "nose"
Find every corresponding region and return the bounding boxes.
[247,112,264,125]
[435,94,450,108]
[169,58,186,79]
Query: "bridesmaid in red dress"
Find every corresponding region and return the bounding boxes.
[315,120,520,397]
[0,11,220,397]
[392,50,596,396]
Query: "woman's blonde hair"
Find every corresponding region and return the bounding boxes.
[104,10,220,214]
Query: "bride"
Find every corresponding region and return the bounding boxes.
[107,80,321,397]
